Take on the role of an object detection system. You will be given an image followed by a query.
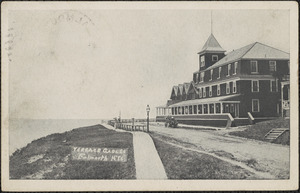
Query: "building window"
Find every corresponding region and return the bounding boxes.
[174,107,177,115]
[233,62,238,75]
[203,104,208,114]
[269,61,277,72]
[251,80,259,92]
[217,84,220,96]
[200,56,205,67]
[250,61,258,73]
[230,104,234,113]
[270,80,278,92]
[182,107,185,115]
[216,103,221,113]
[172,107,174,115]
[227,64,231,76]
[252,99,260,112]
[194,73,198,83]
[203,87,206,97]
[200,72,204,82]
[185,106,189,114]
[189,106,193,114]
[212,55,218,62]
[199,87,202,98]
[226,82,230,94]
[209,104,215,114]
[233,81,237,93]
[193,105,197,115]
[198,104,202,114]
[218,67,221,79]
[178,107,181,114]
[210,69,213,81]
[209,86,212,97]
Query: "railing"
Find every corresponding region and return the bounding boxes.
[107,121,147,132]
[119,118,156,123]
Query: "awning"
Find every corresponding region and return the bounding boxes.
[169,94,240,107]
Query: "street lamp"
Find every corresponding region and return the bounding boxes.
[146,105,150,132]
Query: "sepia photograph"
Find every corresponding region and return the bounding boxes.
[1,1,298,191]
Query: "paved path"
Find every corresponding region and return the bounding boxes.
[149,124,290,179]
[102,124,167,179]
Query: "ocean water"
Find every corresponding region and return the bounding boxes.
[9,119,104,155]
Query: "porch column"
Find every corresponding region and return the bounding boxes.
[208,103,210,114]
[214,103,216,114]
[281,84,284,117]
[220,102,223,114]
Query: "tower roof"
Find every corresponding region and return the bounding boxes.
[198,34,226,54]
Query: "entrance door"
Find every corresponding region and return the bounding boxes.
[234,104,239,118]
[230,104,235,117]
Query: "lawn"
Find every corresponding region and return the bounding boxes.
[150,133,256,179]
[10,124,135,179]
[229,118,290,145]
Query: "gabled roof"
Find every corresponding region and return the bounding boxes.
[183,82,191,93]
[172,86,178,96]
[198,34,226,54]
[178,84,184,95]
[206,42,289,70]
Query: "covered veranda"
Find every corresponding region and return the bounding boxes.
[168,94,240,118]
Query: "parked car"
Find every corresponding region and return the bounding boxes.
[165,116,178,128]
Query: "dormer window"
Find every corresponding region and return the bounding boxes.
[212,55,218,62]
[200,56,205,67]
[210,69,213,81]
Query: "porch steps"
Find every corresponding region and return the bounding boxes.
[264,128,289,141]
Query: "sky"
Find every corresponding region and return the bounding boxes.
[7,9,290,119]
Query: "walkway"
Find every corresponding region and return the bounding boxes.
[102,123,167,179]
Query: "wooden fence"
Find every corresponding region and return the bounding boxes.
[107,121,148,132]
[119,118,156,123]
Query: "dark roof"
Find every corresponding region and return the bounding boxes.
[198,34,226,54]
[178,84,184,95]
[169,94,241,107]
[172,86,178,96]
[206,42,289,70]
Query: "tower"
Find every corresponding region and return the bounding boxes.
[197,34,226,71]
[197,11,226,71]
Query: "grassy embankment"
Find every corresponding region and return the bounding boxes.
[10,125,135,179]
[150,133,256,179]
[229,118,290,145]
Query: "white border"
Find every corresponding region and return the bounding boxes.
[1,1,298,191]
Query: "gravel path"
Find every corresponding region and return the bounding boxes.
[149,124,289,179]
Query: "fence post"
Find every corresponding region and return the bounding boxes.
[132,118,135,131]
